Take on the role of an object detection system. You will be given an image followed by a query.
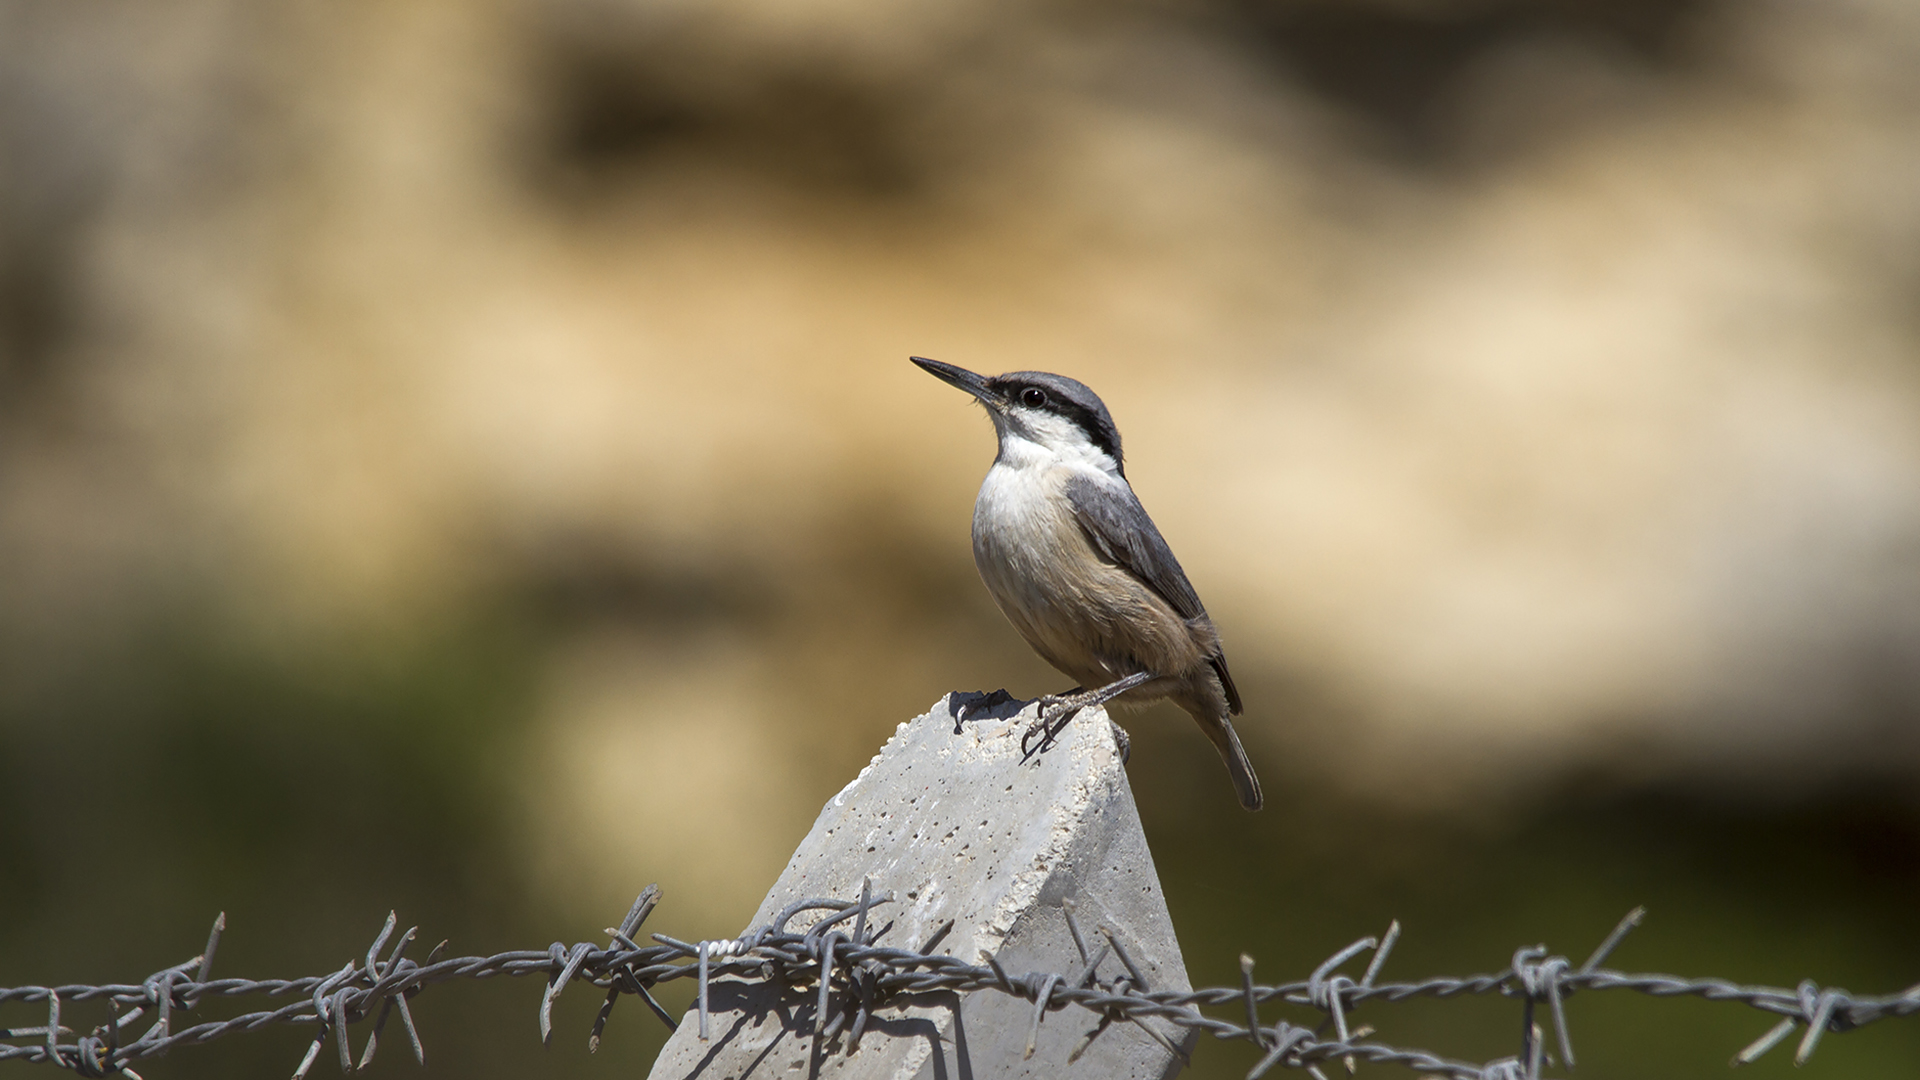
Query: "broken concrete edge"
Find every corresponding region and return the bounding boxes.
[646,691,1197,1078]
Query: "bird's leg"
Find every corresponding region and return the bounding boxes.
[1022,671,1156,757]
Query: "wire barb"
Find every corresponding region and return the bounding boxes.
[1794,982,1847,1065]
[1731,1016,1797,1067]
[813,935,839,1038]
[1241,955,1268,1052]
[1024,973,1062,1059]
[539,942,592,1046]
[1361,920,1400,988]
[1581,907,1645,973]
[192,913,225,1003]
[1062,898,1090,964]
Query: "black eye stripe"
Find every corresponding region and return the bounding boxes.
[1043,399,1122,468]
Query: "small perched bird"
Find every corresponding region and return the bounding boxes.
[912,356,1262,810]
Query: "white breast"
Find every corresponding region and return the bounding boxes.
[970,453,1108,661]
[974,459,1072,568]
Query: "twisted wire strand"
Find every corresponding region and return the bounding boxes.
[3,891,1916,1080]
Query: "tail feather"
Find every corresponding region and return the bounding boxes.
[1194,709,1262,811]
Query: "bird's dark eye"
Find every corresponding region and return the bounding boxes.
[1020,387,1048,408]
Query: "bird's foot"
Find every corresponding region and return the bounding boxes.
[1109,719,1131,763]
[1020,693,1085,757]
[1019,672,1157,760]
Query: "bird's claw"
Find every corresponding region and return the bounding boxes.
[1020,695,1084,757]
[1020,703,1131,762]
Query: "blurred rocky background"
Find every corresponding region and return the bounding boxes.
[2,0,1918,1076]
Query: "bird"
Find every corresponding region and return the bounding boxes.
[911,356,1262,810]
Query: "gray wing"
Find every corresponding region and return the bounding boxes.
[1066,473,1243,715]
[1065,473,1207,619]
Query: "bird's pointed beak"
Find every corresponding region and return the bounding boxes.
[911,356,1005,410]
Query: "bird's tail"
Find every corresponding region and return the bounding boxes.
[1194,709,1262,811]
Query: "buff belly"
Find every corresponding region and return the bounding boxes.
[971,462,1205,702]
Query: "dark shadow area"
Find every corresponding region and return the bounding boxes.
[517,532,776,629]
[1226,0,1716,160]
[0,148,100,417]
[523,31,961,205]
[0,226,74,411]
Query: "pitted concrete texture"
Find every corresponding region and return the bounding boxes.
[647,692,1195,1080]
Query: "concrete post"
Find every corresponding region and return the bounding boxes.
[647,692,1196,1080]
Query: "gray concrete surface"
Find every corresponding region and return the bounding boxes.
[647,691,1195,1080]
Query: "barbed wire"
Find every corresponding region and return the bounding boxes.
[4,883,1917,1080]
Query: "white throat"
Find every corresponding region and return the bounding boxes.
[990,408,1119,477]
